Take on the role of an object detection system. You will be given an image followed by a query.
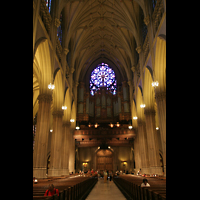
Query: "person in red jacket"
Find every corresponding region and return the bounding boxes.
[44,184,59,196]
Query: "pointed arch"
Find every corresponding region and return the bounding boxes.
[132,99,138,128]
[143,66,155,110]
[63,88,72,123]
[52,69,64,111]
[136,86,145,121]
[33,38,52,94]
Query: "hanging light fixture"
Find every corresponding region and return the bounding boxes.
[94,123,99,128]
[76,121,80,130]
[115,122,120,127]
[109,123,114,128]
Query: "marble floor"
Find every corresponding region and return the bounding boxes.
[85,177,126,200]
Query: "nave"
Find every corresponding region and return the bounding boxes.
[86,177,126,200]
[33,173,166,200]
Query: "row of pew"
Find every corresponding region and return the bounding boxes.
[33,175,98,200]
[113,175,166,200]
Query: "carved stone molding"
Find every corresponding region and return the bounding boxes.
[63,48,69,55]
[155,91,166,101]
[54,18,61,28]
[52,110,64,117]
[37,94,52,103]
[144,15,150,26]
[136,46,142,54]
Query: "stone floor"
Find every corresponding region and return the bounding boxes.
[85,177,126,200]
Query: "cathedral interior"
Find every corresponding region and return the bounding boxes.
[33,0,166,179]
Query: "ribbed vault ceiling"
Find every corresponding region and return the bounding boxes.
[61,0,146,83]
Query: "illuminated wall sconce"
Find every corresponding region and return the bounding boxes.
[62,106,67,110]
[156,127,159,130]
[152,81,159,87]
[140,104,146,108]
[48,83,55,90]
[98,146,100,149]
[108,146,111,149]
[133,116,138,120]
[50,129,53,132]
[70,119,75,122]
[122,161,127,166]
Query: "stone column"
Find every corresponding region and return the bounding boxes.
[48,110,64,176]
[155,91,166,176]
[144,109,163,175]
[33,94,52,178]
[137,120,150,174]
[61,122,71,175]
[134,132,141,174]
[68,128,75,174]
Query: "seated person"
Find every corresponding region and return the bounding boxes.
[44,184,59,196]
[141,178,150,187]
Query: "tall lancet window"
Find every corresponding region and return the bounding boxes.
[45,0,51,13]
[90,63,117,96]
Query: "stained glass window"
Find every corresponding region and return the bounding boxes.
[90,63,117,96]
[45,0,51,13]
[57,14,62,44]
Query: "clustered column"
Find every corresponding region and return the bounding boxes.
[144,109,163,175]
[137,120,150,174]
[48,110,64,176]
[155,91,166,176]
[33,94,52,178]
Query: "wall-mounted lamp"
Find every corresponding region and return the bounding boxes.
[62,106,67,110]
[156,127,159,130]
[50,129,53,132]
[152,81,159,87]
[133,116,138,120]
[70,119,75,122]
[140,104,146,108]
[48,83,55,90]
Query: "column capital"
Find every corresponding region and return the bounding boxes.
[52,110,64,117]
[144,109,156,116]
[136,46,142,54]
[54,18,61,28]
[37,94,52,103]
[144,14,150,26]
[155,91,166,101]
[63,48,69,55]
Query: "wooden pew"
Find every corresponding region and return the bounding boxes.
[113,175,166,200]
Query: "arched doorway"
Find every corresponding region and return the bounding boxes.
[96,149,113,174]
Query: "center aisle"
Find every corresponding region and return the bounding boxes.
[86,177,126,200]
